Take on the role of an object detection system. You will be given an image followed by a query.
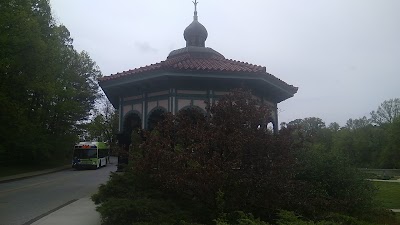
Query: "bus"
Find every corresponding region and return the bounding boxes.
[72,142,110,169]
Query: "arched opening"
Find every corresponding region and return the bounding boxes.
[266,117,275,133]
[118,112,142,170]
[147,108,167,131]
[123,112,142,138]
[266,122,274,132]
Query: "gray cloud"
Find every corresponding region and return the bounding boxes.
[50,0,400,126]
[134,41,158,54]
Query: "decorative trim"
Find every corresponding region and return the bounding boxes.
[146,94,170,102]
[123,95,142,101]
[177,90,207,95]
[124,95,170,105]
[100,71,297,98]
[214,91,230,96]
[148,90,169,97]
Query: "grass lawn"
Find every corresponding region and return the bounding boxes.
[373,181,400,209]
[0,159,71,178]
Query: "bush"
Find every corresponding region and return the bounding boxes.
[92,172,206,225]
[93,89,391,225]
[293,149,377,217]
[134,89,299,220]
[215,211,270,225]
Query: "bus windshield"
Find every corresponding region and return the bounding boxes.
[74,148,97,159]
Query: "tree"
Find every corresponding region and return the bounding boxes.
[328,122,340,132]
[370,98,400,125]
[344,116,371,130]
[0,0,101,164]
[379,117,400,168]
[284,117,326,138]
[85,98,119,144]
[282,117,328,150]
[332,124,386,167]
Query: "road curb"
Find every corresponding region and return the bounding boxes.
[0,165,72,184]
[23,199,78,225]
[29,197,101,225]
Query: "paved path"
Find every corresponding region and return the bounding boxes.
[0,157,116,225]
[368,178,400,183]
[31,197,100,225]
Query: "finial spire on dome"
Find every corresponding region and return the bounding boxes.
[184,0,208,47]
[193,0,198,20]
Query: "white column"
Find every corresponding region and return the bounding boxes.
[142,93,146,129]
[118,97,123,132]
[172,88,176,115]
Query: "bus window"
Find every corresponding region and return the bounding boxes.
[73,149,97,159]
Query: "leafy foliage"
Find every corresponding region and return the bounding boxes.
[92,172,207,225]
[93,89,394,225]
[371,98,400,125]
[0,0,101,164]
[84,98,118,145]
[283,97,400,168]
[331,124,386,167]
[295,150,377,216]
[215,211,270,225]
[345,117,371,130]
[134,89,299,219]
[380,117,400,168]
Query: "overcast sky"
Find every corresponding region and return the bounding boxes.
[50,0,400,126]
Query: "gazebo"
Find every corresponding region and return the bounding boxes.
[99,3,298,149]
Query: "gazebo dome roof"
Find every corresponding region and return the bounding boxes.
[98,1,298,106]
[184,20,208,47]
[168,46,223,59]
[183,1,208,47]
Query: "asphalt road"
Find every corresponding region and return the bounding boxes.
[0,157,117,225]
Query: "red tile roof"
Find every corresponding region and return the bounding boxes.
[99,51,298,93]
[100,57,265,81]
